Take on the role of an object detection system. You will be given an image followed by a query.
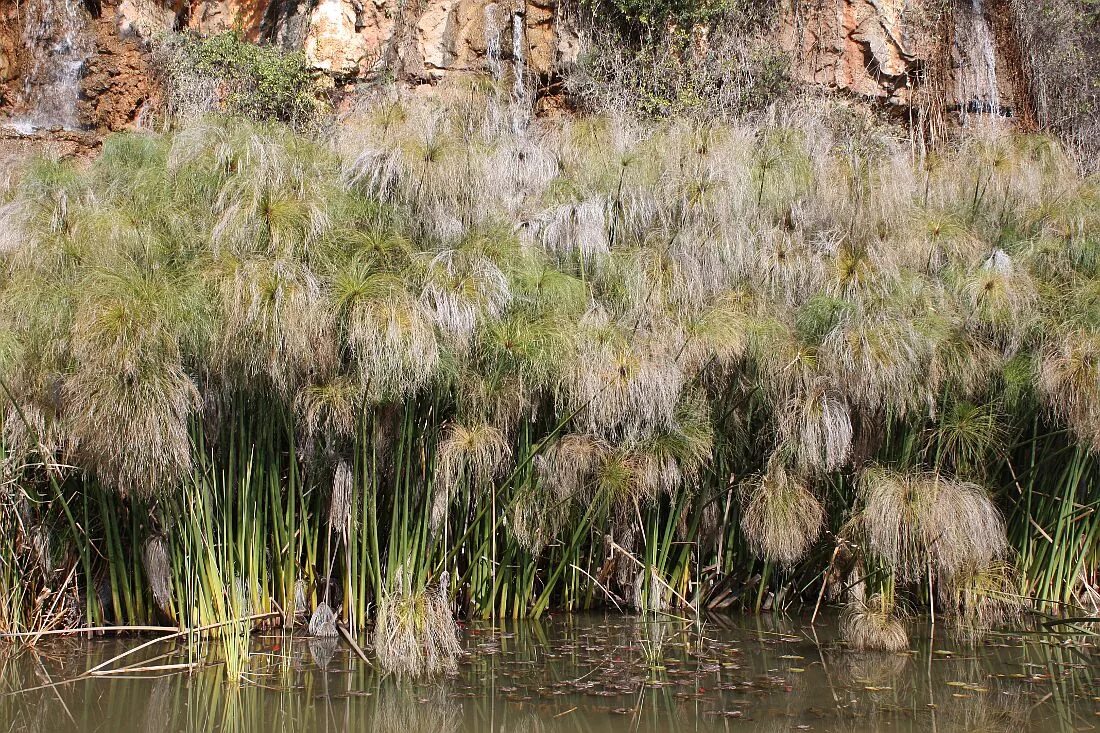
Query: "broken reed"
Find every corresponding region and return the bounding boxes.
[0,89,1098,642]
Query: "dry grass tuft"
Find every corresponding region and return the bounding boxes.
[857,466,1009,582]
[842,594,909,652]
[374,570,462,677]
[740,459,825,566]
[141,535,172,618]
[433,422,511,529]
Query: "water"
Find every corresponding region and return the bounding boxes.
[0,614,1096,731]
[954,0,1001,122]
[511,11,528,109]
[485,3,504,82]
[13,0,93,130]
[483,2,530,132]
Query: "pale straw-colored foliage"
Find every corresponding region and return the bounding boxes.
[740,458,825,566]
[856,467,1009,582]
[842,594,909,652]
[374,569,462,677]
[1,88,1097,632]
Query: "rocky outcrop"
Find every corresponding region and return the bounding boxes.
[780,0,925,110]
[80,4,159,130]
[0,0,1035,132]
[0,0,149,131]
[143,0,576,82]
[0,127,102,171]
[0,8,18,90]
[780,0,1033,124]
[0,0,579,130]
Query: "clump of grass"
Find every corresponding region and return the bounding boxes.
[841,594,909,652]
[943,561,1027,632]
[776,388,853,473]
[740,459,824,566]
[1038,331,1100,451]
[856,467,1009,582]
[0,90,1097,653]
[142,535,172,620]
[308,603,338,638]
[433,422,511,530]
[374,571,461,677]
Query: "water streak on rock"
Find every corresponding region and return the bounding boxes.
[18,0,94,129]
[954,0,1001,121]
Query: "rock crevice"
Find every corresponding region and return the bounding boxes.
[0,0,1036,131]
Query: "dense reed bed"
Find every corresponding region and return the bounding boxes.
[0,85,1097,664]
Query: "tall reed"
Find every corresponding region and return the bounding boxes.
[0,89,1097,662]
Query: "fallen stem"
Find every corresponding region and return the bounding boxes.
[337,623,370,664]
[0,625,179,640]
[91,662,201,676]
[87,612,279,675]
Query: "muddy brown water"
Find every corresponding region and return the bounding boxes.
[0,613,1096,731]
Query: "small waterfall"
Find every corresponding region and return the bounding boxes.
[509,8,530,131]
[483,3,531,132]
[954,0,1001,122]
[511,10,527,105]
[15,0,94,130]
[484,3,504,81]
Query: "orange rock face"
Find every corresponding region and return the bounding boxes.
[0,3,23,107]
[779,0,924,109]
[182,0,270,38]
[80,3,158,131]
[778,0,1032,123]
[0,0,1035,131]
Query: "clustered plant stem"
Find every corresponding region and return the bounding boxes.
[0,87,1097,665]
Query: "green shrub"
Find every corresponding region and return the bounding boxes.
[604,0,735,31]
[566,16,791,121]
[156,31,328,129]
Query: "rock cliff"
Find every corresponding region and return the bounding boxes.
[0,0,1034,132]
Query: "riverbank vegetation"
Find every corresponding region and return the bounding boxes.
[154,31,329,130]
[0,80,1097,669]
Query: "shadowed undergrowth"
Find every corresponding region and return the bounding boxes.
[0,88,1097,666]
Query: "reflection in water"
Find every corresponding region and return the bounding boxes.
[0,614,1096,732]
[309,636,340,670]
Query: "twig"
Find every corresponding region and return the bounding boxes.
[29,562,81,646]
[88,612,279,675]
[336,623,370,664]
[1040,616,1099,628]
[607,539,698,613]
[91,662,200,676]
[1,625,178,640]
[569,564,624,613]
[811,545,842,624]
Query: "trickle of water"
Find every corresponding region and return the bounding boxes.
[483,2,532,132]
[511,10,527,105]
[509,9,531,132]
[954,0,1001,123]
[484,3,504,81]
[15,0,94,130]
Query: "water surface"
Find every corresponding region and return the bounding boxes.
[1,614,1096,731]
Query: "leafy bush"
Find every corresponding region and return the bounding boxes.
[155,31,328,129]
[566,10,791,121]
[603,0,735,31]
[1009,0,1100,168]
